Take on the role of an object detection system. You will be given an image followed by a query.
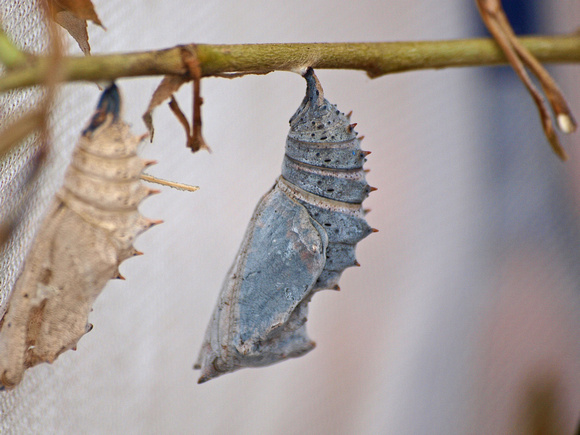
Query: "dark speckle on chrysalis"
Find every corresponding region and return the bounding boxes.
[195,68,375,383]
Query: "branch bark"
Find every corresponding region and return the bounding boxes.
[0,35,579,92]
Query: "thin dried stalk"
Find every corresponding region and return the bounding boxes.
[141,173,199,192]
[476,0,577,160]
[181,46,209,153]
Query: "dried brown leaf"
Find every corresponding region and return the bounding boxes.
[142,75,188,140]
[53,11,90,55]
[48,0,103,26]
[46,0,103,55]
[142,47,210,153]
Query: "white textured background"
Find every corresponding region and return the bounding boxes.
[0,1,579,434]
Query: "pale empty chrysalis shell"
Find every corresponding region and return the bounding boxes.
[195,68,374,383]
[0,84,160,389]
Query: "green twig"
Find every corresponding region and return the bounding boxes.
[0,35,578,93]
[0,26,27,69]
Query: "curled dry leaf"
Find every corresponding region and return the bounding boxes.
[142,46,210,153]
[142,75,188,140]
[46,0,104,55]
[0,84,160,389]
[476,0,577,160]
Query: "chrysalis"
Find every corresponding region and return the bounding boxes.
[0,84,160,389]
[195,69,375,383]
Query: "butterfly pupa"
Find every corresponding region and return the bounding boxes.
[0,84,160,389]
[195,68,374,383]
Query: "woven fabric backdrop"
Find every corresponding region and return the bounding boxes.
[0,1,579,433]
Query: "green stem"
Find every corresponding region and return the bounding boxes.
[0,26,27,69]
[0,35,579,92]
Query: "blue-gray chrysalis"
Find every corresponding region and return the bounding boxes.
[195,69,375,383]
